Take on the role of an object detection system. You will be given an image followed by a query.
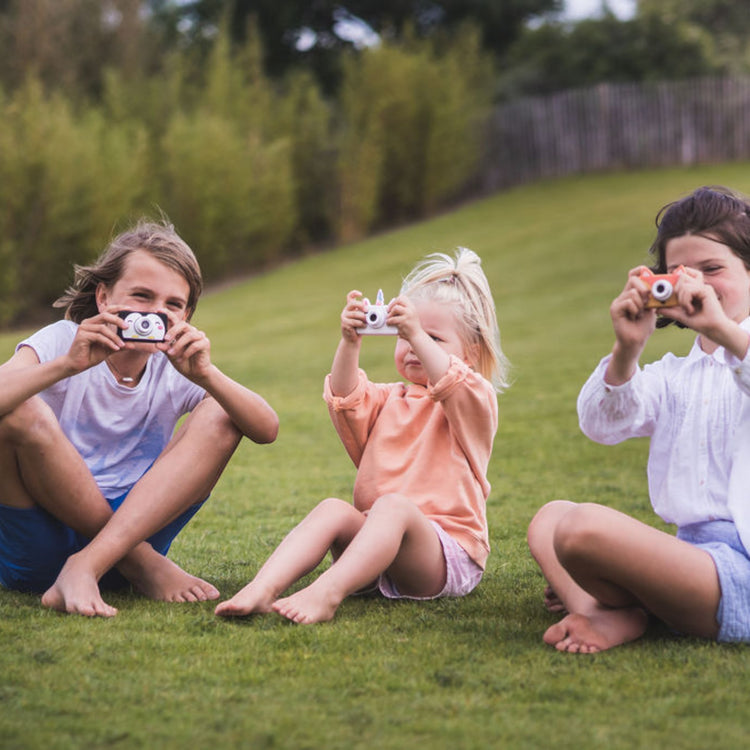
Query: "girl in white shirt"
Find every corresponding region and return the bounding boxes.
[528,186,750,652]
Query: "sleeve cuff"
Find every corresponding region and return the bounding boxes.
[428,355,470,401]
[593,354,636,395]
[725,340,750,395]
[323,369,369,411]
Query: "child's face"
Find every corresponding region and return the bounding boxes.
[96,249,191,323]
[394,299,470,385]
[666,234,750,324]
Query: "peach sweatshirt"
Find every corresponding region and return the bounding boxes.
[323,355,498,568]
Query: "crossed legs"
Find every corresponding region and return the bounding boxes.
[0,396,241,616]
[216,493,446,624]
[527,500,721,653]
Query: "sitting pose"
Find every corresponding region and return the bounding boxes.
[0,219,278,617]
[528,185,750,652]
[216,248,509,623]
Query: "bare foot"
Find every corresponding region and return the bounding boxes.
[543,609,648,654]
[41,554,118,618]
[272,581,343,624]
[544,584,567,613]
[123,552,219,603]
[215,581,277,617]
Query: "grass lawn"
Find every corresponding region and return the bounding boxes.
[3,165,750,749]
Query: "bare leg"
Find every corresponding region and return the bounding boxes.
[41,397,242,615]
[215,498,366,616]
[1,398,133,616]
[528,501,720,653]
[273,494,446,624]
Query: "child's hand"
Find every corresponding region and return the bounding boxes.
[66,310,127,373]
[158,312,212,381]
[658,266,725,334]
[605,267,658,385]
[386,295,421,341]
[610,266,657,351]
[341,290,366,343]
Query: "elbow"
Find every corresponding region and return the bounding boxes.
[254,412,279,444]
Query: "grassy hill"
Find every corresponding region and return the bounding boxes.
[2,164,750,749]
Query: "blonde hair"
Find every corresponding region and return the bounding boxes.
[401,247,510,392]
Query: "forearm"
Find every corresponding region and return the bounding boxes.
[701,319,750,360]
[195,365,278,443]
[409,331,452,385]
[0,356,74,416]
[330,337,362,397]
[604,340,644,386]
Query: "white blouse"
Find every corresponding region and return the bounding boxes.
[577,318,750,551]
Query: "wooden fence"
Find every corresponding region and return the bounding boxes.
[481,77,750,190]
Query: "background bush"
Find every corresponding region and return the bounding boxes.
[0,26,492,326]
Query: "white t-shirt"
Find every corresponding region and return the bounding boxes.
[18,320,206,498]
[577,317,750,551]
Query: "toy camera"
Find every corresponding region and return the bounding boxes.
[118,311,168,342]
[639,266,685,308]
[359,289,397,335]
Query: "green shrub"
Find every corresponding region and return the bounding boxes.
[276,69,335,244]
[159,111,296,279]
[334,28,493,241]
[0,78,148,324]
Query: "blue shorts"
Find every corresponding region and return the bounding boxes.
[678,520,750,643]
[0,491,205,594]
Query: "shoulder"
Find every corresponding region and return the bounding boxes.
[18,320,77,360]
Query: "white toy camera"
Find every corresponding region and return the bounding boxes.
[118,311,168,342]
[359,290,397,336]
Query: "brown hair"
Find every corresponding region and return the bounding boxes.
[54,219,203,323]
[648,186,750,328]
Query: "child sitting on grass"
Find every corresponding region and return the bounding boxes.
[0,219,278,617]
[216,248,509,623]
[529,186,750,652]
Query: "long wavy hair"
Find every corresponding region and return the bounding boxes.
[54,219,203,323]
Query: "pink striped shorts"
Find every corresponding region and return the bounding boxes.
[377,521,483,600]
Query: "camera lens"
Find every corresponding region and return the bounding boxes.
[367,308,386,328]
[134,316,153,335]
[652,280,673,301]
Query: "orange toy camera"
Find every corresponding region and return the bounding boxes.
[639,266,685,308]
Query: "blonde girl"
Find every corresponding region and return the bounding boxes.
[216,248,508,623]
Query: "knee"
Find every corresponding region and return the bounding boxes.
[369,493,412,520]
[189,399,242,452]
[316,497,352,514]
[0,397,61,446]
[309,497,362,525]
[552,503,610,567]
[527,500,576,555]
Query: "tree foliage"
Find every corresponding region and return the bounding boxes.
[637,0,750,74]
[499,12,721,98]
[149,0,560,90]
